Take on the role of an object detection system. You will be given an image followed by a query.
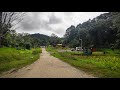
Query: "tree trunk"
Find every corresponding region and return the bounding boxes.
[0,12,2,29]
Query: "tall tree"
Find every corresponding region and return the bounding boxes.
[50,33,60,47]
[0,12,25,47]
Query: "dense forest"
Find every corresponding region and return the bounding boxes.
[63,12,120,49]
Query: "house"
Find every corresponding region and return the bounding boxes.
[56,44,62,48]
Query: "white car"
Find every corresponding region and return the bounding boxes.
[76,47,83,51]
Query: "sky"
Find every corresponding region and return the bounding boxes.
[16,12,107,37]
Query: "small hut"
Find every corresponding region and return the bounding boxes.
[56,44,62,48]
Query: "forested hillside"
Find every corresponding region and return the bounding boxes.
[0,31,50,49]
[30,33,50,46]
[63,12,120,49]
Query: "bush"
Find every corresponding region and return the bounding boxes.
[25,44,31,50]
[32,49,40,55]
[16,47,21,50]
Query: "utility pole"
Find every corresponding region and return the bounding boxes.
[78,30,82,49]
[79,39,82,49]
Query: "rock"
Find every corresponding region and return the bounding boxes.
[8,68,17,73]
[27,68,31,70]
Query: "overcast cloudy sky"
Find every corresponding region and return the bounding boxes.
[16,12,107,37]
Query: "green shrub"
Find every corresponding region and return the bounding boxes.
[32,48,41,55]
[25,44,31,50]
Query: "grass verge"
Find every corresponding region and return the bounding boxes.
[46,46,120,78]
[0,47,42,74]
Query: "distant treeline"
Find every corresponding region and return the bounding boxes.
[0,31,51,49]
[0,30,63,49]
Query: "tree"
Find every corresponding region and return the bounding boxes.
[0,12,25,47]
[50,33,60,47]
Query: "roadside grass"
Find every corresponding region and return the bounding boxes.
[46,46,120,78]
[0,47,42,74]
[46,46,57,52]
[98,48,120,55]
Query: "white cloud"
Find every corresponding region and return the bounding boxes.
[16,12,107,37]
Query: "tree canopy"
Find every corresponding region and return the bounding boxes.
[63,12,120,49]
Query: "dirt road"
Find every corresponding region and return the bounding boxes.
[1,48,95,78]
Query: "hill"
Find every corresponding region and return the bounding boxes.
[30,33,50,46]
[63,12,120,49]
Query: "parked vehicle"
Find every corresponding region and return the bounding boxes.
[76,47,83,51]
